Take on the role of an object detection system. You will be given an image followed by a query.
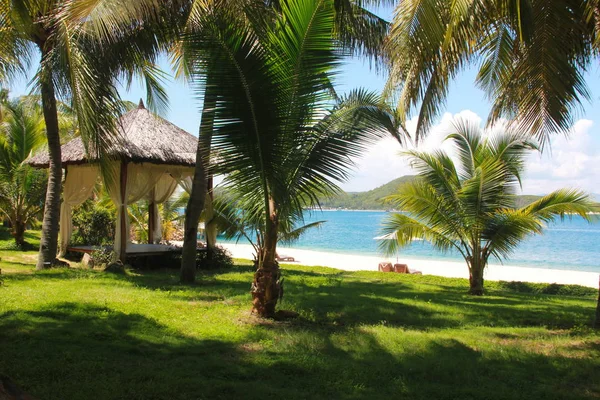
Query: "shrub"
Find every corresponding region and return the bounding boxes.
[72,201,115,246]
[90,247,114,268]
[196,245,233,270]
[493,280,597,297]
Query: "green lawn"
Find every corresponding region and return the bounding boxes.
[0,230,599,399]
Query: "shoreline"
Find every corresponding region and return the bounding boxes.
[219,242,600,289]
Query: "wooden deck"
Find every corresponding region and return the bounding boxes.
[68,243,206,256]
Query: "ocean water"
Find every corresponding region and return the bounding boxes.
[222,210,600,273]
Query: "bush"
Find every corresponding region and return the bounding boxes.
[90,247,114,268]
[72,201,115,246]
[196,245,233,270]
[493,280,597,297]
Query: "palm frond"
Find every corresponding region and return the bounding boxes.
[522,188,595,222]
[378,212,465,258]
[278,220,325,245]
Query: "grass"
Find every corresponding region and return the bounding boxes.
[0,229,599,399]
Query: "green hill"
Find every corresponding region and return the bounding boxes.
[319,176,417,210]
[320,176,599,211]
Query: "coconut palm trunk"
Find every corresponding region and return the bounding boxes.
[205,175,216,261]
[180,80,216,283]
[252,197,281,317]
[180,155,206,282]
[468,254,486,296]
[36,77,62,270]
[12,218,25,247]
[594,277,600,330]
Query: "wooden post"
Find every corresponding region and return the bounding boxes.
[119,161,128,263]
[148,188,155,244]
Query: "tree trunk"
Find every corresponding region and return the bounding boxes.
[594,276,600,330]
[12,220,25,247]
[148,188,156,244]
[205,175,216,263]
[180,161,207,283]
[180,81,216,283]
[251,197,282,318]
[36,76,62,270]
[469,262,485,296]
[118,162,128,263]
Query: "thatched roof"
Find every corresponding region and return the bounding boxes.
[28,100,198,167]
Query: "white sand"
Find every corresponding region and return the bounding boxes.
[219,242,600,289]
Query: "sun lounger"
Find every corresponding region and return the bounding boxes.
[378,262,393,272]
[276,254,295,262]
[393,263,422,275]
[393,263,409,273]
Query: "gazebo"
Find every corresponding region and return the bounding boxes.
[28,100,198,262]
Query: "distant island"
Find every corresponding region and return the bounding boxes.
[319,175,600,211]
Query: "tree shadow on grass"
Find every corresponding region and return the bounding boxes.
[1,269,85,282]
[2,266,596,331]
[0,302,281,400]
[1,302,599,400]
[281,273,597,330]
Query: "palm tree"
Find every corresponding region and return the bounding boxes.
[161,190,189,240]
[385,0,597,144]
[213,193,326,259]
[129,191,189,243]
[0,87,8,121]
[191,0,404,317]
[378,118,595,295]
[0,98,47,247]
[175,0,396,282]
[0,0,186,269]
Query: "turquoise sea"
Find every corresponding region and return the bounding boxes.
[225,210,600,273]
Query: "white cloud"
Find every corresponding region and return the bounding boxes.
[342,110,480,192]
[522,119,600,195]
[342,111,600,196]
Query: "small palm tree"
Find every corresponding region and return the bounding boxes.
[0,98,47,247]
[196,0,405,316]
[213,194,326,259]
[175,0,397,282]
[129,191,189,243]
[379,118,595,295]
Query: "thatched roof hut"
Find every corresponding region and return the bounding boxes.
[28,100,199,262]
[27,100,197,167]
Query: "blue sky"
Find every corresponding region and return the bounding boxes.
[7,4,600,195]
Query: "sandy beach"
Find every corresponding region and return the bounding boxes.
[219,242,600,289]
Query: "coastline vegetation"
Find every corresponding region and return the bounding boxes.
[317,176,600,212]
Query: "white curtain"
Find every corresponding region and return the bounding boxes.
[58,164,99,256]
[170,166,195,194]
[169,167,216,245]
[148,173,178,243]
[107,163,165,257]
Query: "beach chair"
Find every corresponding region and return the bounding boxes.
[276,253,295,262]
[393,263,409,273]
[378,262,393,272]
